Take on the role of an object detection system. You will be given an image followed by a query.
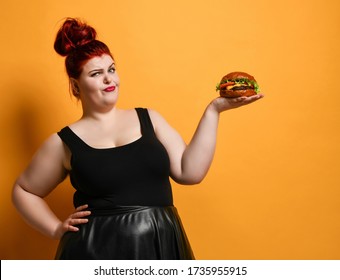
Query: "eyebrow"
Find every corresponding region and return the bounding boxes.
[88,63,115,75]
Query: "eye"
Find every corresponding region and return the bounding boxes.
[108,67,116,73]
[90,72,101,77]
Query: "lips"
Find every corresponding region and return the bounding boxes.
[103,86,116,92]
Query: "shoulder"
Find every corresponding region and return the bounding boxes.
[146,108,167,125]
[145,108,181,142]
[35,132,69,160]
[144,108,169,132]
[41,133,65,150]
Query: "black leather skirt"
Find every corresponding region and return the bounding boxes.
[55,206,194,260]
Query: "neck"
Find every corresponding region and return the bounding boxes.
[81,105,120,122]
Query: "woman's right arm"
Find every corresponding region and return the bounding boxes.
[12,133,90,239]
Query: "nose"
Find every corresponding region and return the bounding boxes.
[103,74,112,84]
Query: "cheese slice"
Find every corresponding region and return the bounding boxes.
[227,83,251,90]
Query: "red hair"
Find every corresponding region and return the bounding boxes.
[54,18,113,96]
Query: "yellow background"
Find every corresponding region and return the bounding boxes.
[1,0,340,259]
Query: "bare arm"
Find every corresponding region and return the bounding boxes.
[12,134,90,239]
[150,94,263,185]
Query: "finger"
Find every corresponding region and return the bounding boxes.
[72,210,92,218]
[248,96,263,104]
[238,94,263,104]
[248,94,264,101]
[75,204,89,211]
[70,218,89,225]
[224,96,243,101]
[67,224,80,232]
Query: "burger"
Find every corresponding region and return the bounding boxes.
[216,72,260,98]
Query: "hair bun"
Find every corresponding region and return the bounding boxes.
[54,18,97,56]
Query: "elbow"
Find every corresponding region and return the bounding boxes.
[187,175,205,185]
[11,183,20,209]
[177,161,210,185]
[173,175,205,185]
[171,165,208,185]
[11,181,34,208]
[12,182,23,208]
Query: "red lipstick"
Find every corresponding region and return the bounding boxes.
[103,86,116,92]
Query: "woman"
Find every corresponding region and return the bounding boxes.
[12,18,263,259]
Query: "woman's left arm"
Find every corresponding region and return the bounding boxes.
[150,94,264,185]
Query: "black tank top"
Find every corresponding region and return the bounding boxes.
[57,108,173,208]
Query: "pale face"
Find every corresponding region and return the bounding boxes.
[75,54,120,112]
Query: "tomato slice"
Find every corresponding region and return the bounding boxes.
[219,82,235,89]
